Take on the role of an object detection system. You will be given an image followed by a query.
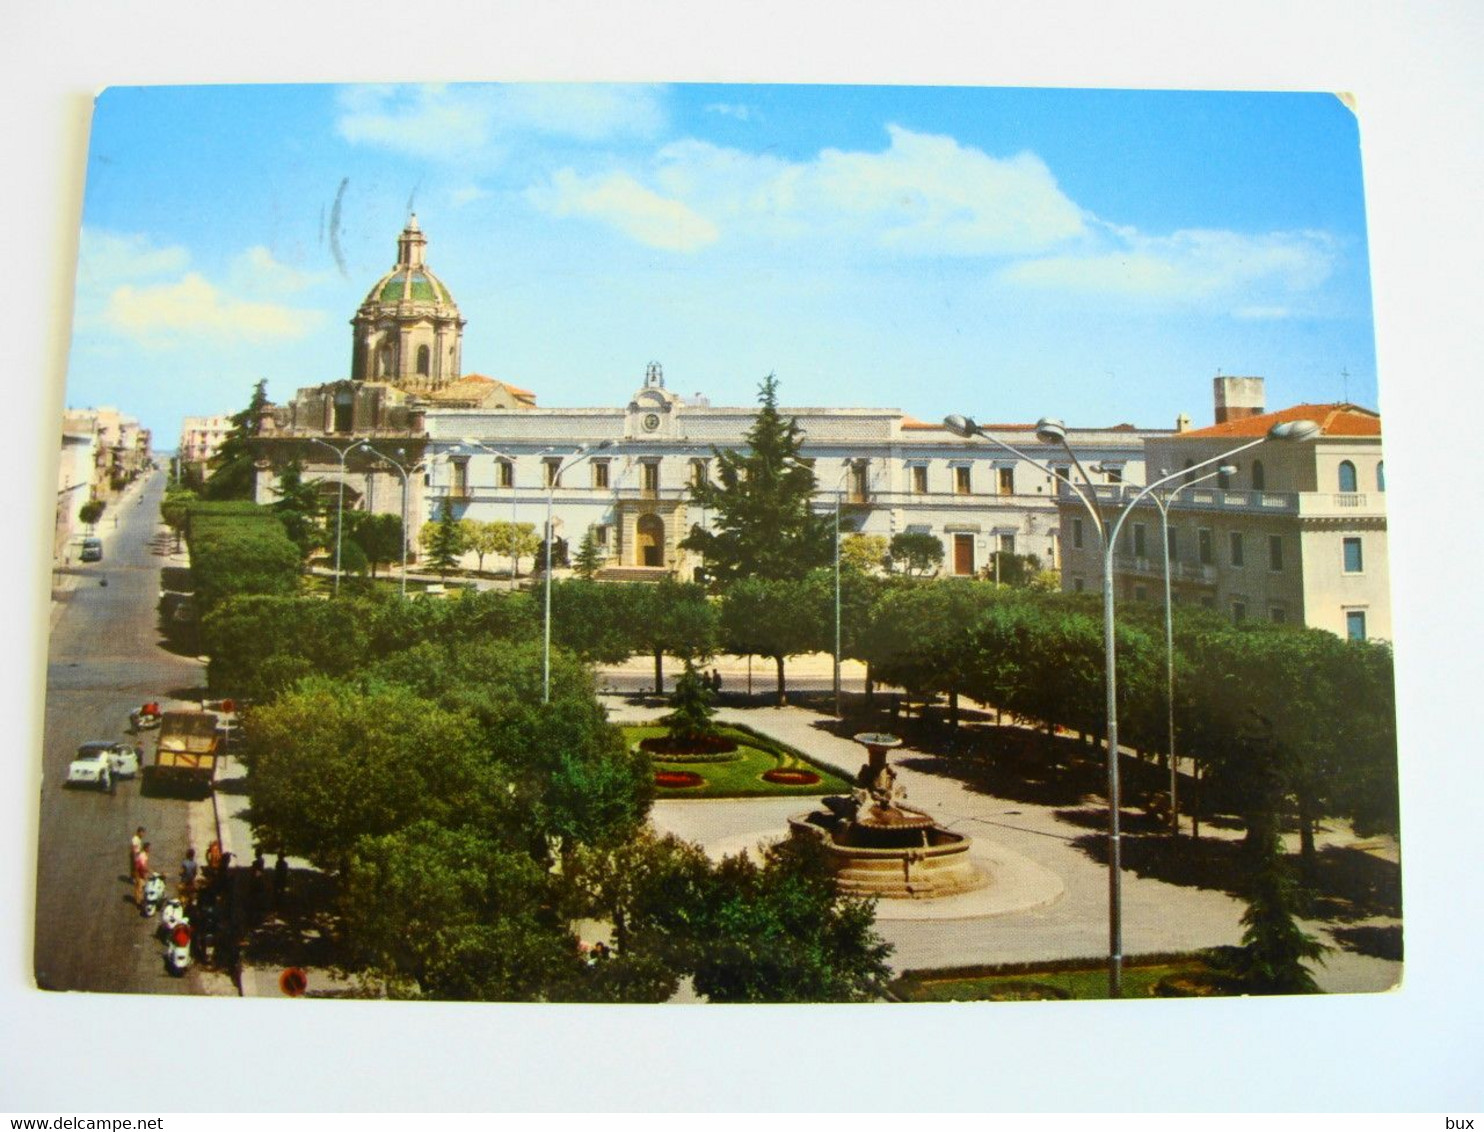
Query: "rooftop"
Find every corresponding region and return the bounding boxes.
[1181,402,1381,439]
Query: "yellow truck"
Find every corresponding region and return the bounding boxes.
[141,710,222,798]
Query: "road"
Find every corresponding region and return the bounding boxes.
[33,470,210,994]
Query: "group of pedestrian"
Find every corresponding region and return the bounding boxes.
[705,668,723,694]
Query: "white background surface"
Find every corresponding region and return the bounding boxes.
[3,0,1481,1113]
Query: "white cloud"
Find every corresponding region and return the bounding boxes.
[1002,227,1337,311]
[229,246,326,295]
[77,230,189,284]
[530,125,1088,257]
[706,102,755,121]
[337,84,491,159]
[449,185,488,208]
[529,170,718,252]
[808,126,1088,255]
[335,83,667,160]
[105,273,324,347]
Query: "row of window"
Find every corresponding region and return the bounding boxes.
[1120,584,1369,639]
[1070,516,1368,576]
[446,456,1126,498]
[1176,457,1385,493]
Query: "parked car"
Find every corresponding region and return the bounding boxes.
[79,538,103,562]
[66,741,140,791]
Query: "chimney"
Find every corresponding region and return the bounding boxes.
[1214,375,1265,424]
[1175,413,1191,433]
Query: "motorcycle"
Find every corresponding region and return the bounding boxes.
[163,919,192,977]
[130,702,162,732]
[142,872,165,918]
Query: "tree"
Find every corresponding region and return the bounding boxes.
[719,575,824,705]
[660,661,720,746]
[421,497,467,578]
[465,520,505,575]
[550,580,637,665]
[203,379,270,500]
[486,521,541,578]
[341,822,580,1001]
[200,594,371,701]
[269,460,323,561]
[628,578,718,694]
[680,375,832,583]
[347,512,404,579]
[689,836,893,1003]
[159,488,196,552]
[840,533,888,574]
[986,550,1043,588]
[243,677,490,870]
[886,531,944,576]
[78,500,105,529]
[573,527,604,579]
[186,503,303,614]
[564,830,715,1002]
[1229,718,1328,994]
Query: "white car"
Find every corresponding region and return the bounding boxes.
[66,741,140,791]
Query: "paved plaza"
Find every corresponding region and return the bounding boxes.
[197,650,1400,999]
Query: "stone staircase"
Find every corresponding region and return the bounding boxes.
[593,565,674,583]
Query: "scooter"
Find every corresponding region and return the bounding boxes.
[163,919,193,977]
[142,872,165,918]
[160,895,187,933]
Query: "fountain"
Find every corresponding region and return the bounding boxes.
[788,732,989,899]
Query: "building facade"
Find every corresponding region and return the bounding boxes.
[177,414,232,469]
[1057,377,1389,641]
[268,219,1436,614]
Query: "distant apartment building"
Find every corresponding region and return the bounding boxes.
[1058,376,1388,641]
[177,414,233,471]
[55,406,153,560]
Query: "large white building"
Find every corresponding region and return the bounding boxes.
[1057,376,1389,641]
[251,217,1391,640]
[256,218,1168,580]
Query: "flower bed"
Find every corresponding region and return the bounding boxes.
[638,733,739,760]
[761,768,821,786]
[654,770,706,789]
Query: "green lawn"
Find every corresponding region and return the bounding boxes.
[891,954,1245,1001]
[626,723,853,799]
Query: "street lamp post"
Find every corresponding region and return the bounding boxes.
[305,437,367,597]
[1141,462,1237,837]
[832,464,854,719]
[943,413,1318,997]
[543,440,615,703]
[459,437,519,587]
[360,445,423,600]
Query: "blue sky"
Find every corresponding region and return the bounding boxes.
[65,83,1376,444]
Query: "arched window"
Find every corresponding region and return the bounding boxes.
[1251,460,1265,490]
[1338,460,1358,492]
[1376,461,1386,491]
[416,345,431,376]
[1217,465,1233,489]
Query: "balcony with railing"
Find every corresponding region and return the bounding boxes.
[1113,554,1218,585]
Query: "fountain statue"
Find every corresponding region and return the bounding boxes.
[788,733,988,899]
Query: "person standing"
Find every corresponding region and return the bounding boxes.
[132,842,150,910]
[179,848,199,904]
[129,827,145,879]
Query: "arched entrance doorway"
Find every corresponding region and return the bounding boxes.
[636,513,665,567]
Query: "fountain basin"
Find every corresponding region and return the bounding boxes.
[789,811,989,899]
